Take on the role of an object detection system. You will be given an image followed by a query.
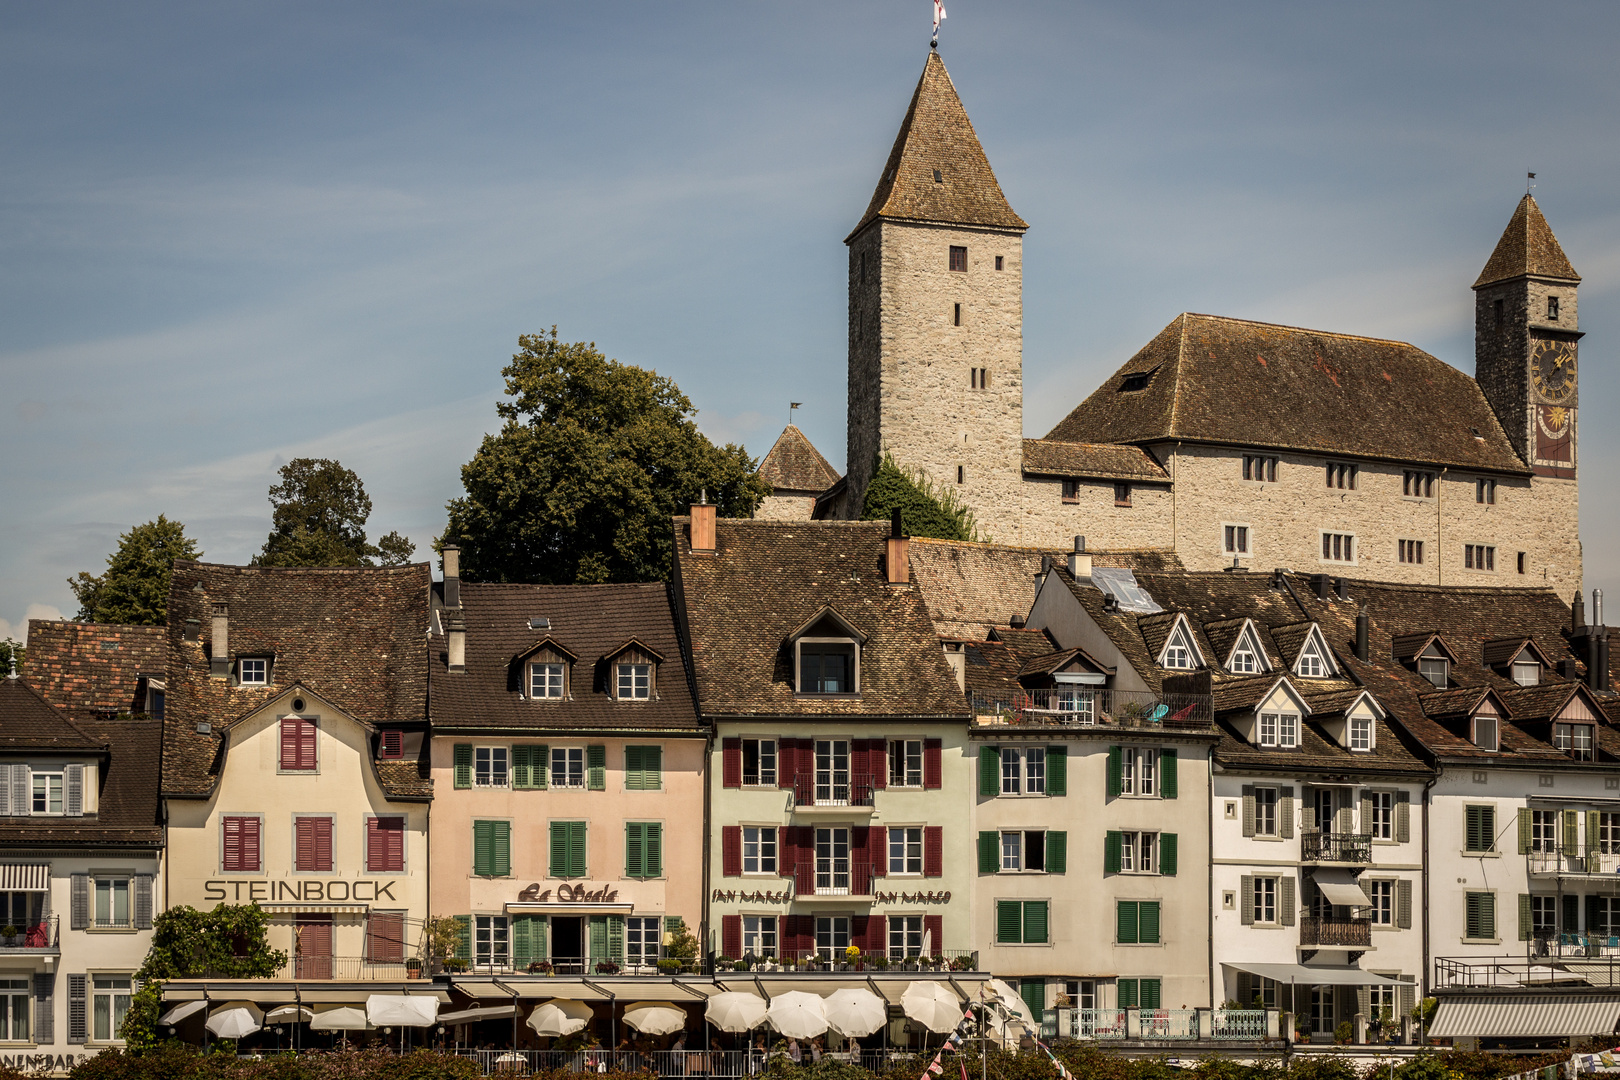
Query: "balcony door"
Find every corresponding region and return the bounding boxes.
[815,740,850,805]
[551,916,583,973]
[815,827,850,895]
[295,914,334,979]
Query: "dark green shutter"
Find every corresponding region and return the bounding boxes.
[1020,980,1046,1022]
[1564,893,1579,935]
[1519,895,1533,941]
[1159,833,1177,877]
[493,821,511,876]
[1140,979,1162,1009]
[626,746,662,790]
[454,915,472,961]
[1107,746,1122,798]
[1117,901,1139,944]
[996,900,1021,943]
[1046,748,1066,797]
[473,821,493,875]
[645,823,662,878]
[1046,831,1067,874]
[608,915,625,961]
[1118,980,1138,1008]
[587,745,606,790]
[535,745,549,789]
[1565,810,1581,858]
[626,823,644,878]
[1104,831,1122,874]
[979,747,999,796]
[570,821,588,876]
[1160,749,1178,799]
[550,822,569,877]
[511,746,531,789]
[454,744,473,789]
[513,915,533,963]
[589,915,608,960]
[1024,901,1049,944]
[624,747,642,790]
[978,832,999,874]
[1139,901,1160,944]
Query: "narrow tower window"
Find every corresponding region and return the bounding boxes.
[1114,483,1132,507]
[1517,552,1526,575]
[995,256,1004,271]
[954,303,961,326]
[1547,296,1560,320]
[1493,299,1503,326]
[956,465,965,485]
[949,246,967,272]
[970,367,989,390]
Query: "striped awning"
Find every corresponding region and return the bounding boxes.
[0,866,49,891]
[257,904,368,915]
[1430,994,1620,1038]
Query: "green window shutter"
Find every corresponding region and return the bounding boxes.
[494,821,511,876]
[511,746,531,790]
[1519,894,1533,941]
[571,821,588,877]
[1240,875,1254,925]
[1482,805,1495,851]
[645,746,662,789]
[1279,876,1296,927]
[1242,785,1255,837]
[624,747,643,791]
[1590,811,1604,870]
[1024,901,1049,944]
[1045,748,1067,797]
[665,915,682,936]
[589,915,608,961]
[1564,810,1580,858]
[996,900,1021,944]
[979,747,999,797]
[1139,901,1160,944]
[1046,831,1067,874]
[1159,833,1177,877]
[473,821,493,876]
[587,745,606,790]
[513,914,533,963]
[1140,979,1162,1010]
[1104,831,1122,875]
[1020,981,1046,1022]
[1466,893,1487,939]
[608,915,625,961]
[645,823,662,878]
[1107,746,1122,798]
[978,832,1000,874]
[535,745,549,789]
[1160,749,1178,799]
[550,822,568,877]
[1117,901,1139,944]
[1515,807,1530,854]
[454,915,472,961]
[626,823,645,878]
[1482,893,1496,939]
[1118,979,1138,1008]
[454,744,473,789]
[1397,880,1412,929]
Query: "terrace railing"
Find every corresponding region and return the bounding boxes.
[971,689,1212,730]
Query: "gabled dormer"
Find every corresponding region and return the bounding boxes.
[790,606,866,695]
[601,638,665,701]
[1482,637,1554,687]
[1148,613,1205,672]
[511,637,579,701]
[1421,686,1510,751]
[1393,632,1459,689]
[1209,618,1272,676]
[1318,690,1386,752]
[1228,677,1312,749]
[1273,622,1340,679]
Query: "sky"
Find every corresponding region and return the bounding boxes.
[3,1,1618,641]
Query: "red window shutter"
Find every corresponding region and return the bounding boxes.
[722,826,742,877]
[852,827,870,896]
[242,817,261,872]
[794,827,815,894]
[299,719,317,770]
[223,817,242,871]
[924,826,943,877]
[871,826,887,878]
[367,912,404,963]
[314,817,333,872]
[924,914,943,955]
[722,739,742,788]
[924,739,943,789]
[852,739,870,786]
[369,817,404,872]
[295,817,313,872]
[870,742,887,790]
[867,914,887,953]
[283,717,317,771]
[387,818,404,871]
[852,914,869,951]
[380,730,403,759]
[722,915,742,958]
[279,718,298,771]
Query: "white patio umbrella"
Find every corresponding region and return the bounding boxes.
[985,980,1035,1027]
[206,1001,264,1040]
[901,981,963,1034]
[823,988,887,1038]
[265,1005,313,1025]
[623,1002,688,1036]
[705,991,768,1033]
[310,1006,373,1031]
[528,998,594,1037]
[366,995,439,1028]
[767,991,829,1040]
[158,1001,206,1026]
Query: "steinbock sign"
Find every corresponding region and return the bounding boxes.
[204,879,400,902]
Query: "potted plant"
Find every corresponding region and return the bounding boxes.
[844,944,862,971]
[929,954,945,971]
[870,956,889,971]
[529,960,552,974]
[658,958,681,975]
[760,955,777,971]
[949,955,973,972]
[595,960,621,975]
[445,958,469,973]
[404,958,423,979]
[0,926,15,946]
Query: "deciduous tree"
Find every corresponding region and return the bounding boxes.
[255,458,413,567]
[69,515,202,625]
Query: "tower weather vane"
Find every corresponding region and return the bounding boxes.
[789,402,802,424]
[932,0,946,48]
[1527,172,1536,195]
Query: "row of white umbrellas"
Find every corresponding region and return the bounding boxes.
[169,996,442,1039]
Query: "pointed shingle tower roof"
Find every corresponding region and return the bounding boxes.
[1474,194,1580,288]
[848,50,1026,242]
[758,424,841,494]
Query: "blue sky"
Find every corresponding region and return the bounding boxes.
[4,1,1618,639]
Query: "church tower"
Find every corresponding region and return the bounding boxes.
[843,50,1028,519]
[1474,194,1582,478]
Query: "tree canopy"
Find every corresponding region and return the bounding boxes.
[255,458,414,568]
[69,515,202,625]
[444,328,768,584]
[122,903,287,1047]
[859,454,978,541]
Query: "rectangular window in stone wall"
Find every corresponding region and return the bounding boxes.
[1326,462,1357,489]
[949,246,967,272]
[1243,455,1277,482]
[1403,471,1434,498]
[1398,539,1424,565]
[1321,533,1355,563]
[1061,480,1079,505]
[1465,544,1496,571]
[1114,483,1131,507]
[1476,478,1497,504]
[1224,525,1248,555]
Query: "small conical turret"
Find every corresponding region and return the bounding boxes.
[1474,194,1580,289]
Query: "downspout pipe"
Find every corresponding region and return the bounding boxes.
[1421,760,1443,1029]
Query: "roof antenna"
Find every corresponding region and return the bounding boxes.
[788,402,801,426]
[1527,172,1537,196]
[931,0,945,48]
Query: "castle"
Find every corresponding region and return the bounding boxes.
[760,49,1585,598]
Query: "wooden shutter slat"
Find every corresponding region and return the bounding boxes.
[871,826,887,878]
[924,739,942,789]
[723,739,742,787]
[924,826,943,877]
[722,915,742,958]
[924,914,942,954]
[722,826,742,877]
[979,831,999,875]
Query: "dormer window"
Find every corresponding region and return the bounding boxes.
[1349,714,1372,751]
[1258,711,1298,749]
[1472,714,1498,752]
[791,609,864,696]
[1419,654,1449,689]
[32,772,63,815]
[1513,661,1541,687]
[380,730,404,759]
[606,642,662,700]
[239,658,268,685]
[530,663,563,698]
[1225,622,1270,676]
[1230,647,1258,674]
[1555,723,1595,762]
[1295,639,1328,679]
[1157,617,1203,671]
[618,664,651,699]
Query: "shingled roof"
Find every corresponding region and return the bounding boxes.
[848,50,1026,240]
[1021,440,1170,483]
[758,425,841,495]
[161,561,430,798]
[674,519,967,719]
[1474,194,1580,289]
[0,677,104,750]
[430,582,701,733]
[25,621,165,719]
[1045,313,1530,474]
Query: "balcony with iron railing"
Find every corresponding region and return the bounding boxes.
[796,862,882,901]
[1300,830,1373,865]
[789,774,875,812]
[1527,846,1620,876]
[714,949,979,973]
[1300,915,1371,948]
[971,689,1214,730]
[0,916,58,954]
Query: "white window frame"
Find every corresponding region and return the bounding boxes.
[1121,747,1158,797]
[889,826,924,876]
[1258,712,1299,749]
[550,747,585,788]
[1158,618,1204,671]
[889,739,923,788]
[1349,715,1373,751]
[474,914,510,967]
[1002,830,1047,873]
[1121,831,1158,875]
[238,657,268,685]
[1000,748,1046,796]
[741,738,776,787]
[1367,791,1394,840]
[796,637,860,695]
[1512,660,1541,687]
[1472,714,1498,751]
[1254,787,1279,836]
[742,826,777,875]
[626,915,662,965]
[742,915,777,958]
[1555,723,1596,761]
[529,662,564,699]
[815,916,851,958]
[888,914,925,959]
[616,663,651,700]
[1530,810,1557,853]
[1418,656,1449,689]
[94,876,132,929]
[474,746,510,788]
[90,973,131,1044]
[31,771,64,815]
[0,977,28,1043]
[1253,877,1278,924]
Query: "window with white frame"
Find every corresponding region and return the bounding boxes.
[742,916,777,958]
[741,739,776,786]
[1001,748,1046,795]
[1512,660,1541,687]
[1366,791,1394,840]
[92,974,131,1042]
[1120,747,1158,796]
[475,915,509,967]
[0,978,27,1042]
[1119,831,1158,874]
[1366,879,1394,925]
[1350,714,1373,751]
[1296,639,1329,678]
[1602,813,1620,855]
[1531,810,1557,853]
[1368,984,1396,1024]
[743,826,777,874]
[95,877,131,928]
[1001,830,1047,872]
[529,662,564,699]
[238,657,268,685]
[815,828,850,894]
[889,915,924,958]
[551,747,585,787]
[1162,624,1199,670]
[626,916,661,964]
[1419,655,1449,689]
[1229,638,1261,674]
[1472,713,1498,751]
[889,740,923,787]
[1254,787,1278,836]
[1257,711,1298,748]
[31,771,63,815]
[1555,723,1596,761]
[474,747,509,787]
[1054,687,1095,721]
[890,826,924,875]
[616,663,651,700]
[1252,877,1278,923]
[815,916,850,958]
[1530,895,1558,936]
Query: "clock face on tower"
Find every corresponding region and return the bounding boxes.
[1530,338,1577,402]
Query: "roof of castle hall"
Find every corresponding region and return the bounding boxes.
[1475,195,1580,288]
[674,519,968,719]
[1021,440,1170,483]
[848,50,1026,240]
[160,561,431,798]
[1044,313,1531,475]
[758,425,842,495]
[24,620,166,720]
[429,582,701,734]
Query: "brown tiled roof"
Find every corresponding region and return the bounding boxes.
[990,626,1059,661]
[429,582,700,733]
[1391,631,1449,664]
[1021,440,1169,483]
[1017,646,1113,680]
[24,621,165,718]
[1044,313,1530,474]
[758,426,841,495]
[1482,636,1551,669]
[1474,195,1580,288]
[674,519,967,719]
[1418,686,1501,720]
[162,561,430,798]
[0,678,103,749]
[958,638,1026,700]
[848,50,1026,240]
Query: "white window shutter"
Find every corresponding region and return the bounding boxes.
[70,874,89,931]
[10,765,27,816]
[65,764,83,817]
[134,875,154,930]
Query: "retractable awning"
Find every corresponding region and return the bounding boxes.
[1430,994,1620,1038]
[0,865,49,891]
[1224,963,1396,986]
[439,1005,519,1024]
[1313,869,1373,908]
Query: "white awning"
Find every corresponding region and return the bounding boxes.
[1318,882,1374,907]
[0,865,49,891]
[440,1005,519,1024]
[1430,994,1620,1038]
[1225,963,1396,986]
[158,1001,207,1025]
[258,904,369,915]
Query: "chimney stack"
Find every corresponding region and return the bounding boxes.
[1589,590,1609,693]
[885,509,910,585]
[1573,591,1587,631]
[209,604,229,678]
[1312,574,1332,601]
[1067,535,1092,581]
[1595,589,1605,629]
[1355,608,1370,663]
[1335,578,1350,601]
[442,543,461,609]
[447,614,467,673]
[690,490,716,554]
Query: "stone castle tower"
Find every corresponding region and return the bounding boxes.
[843,50,1029,518]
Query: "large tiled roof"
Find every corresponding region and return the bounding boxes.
[24,621,165,719]
[430,582,701,733]
[1021,439,1170,483]
[161,561,430,798]
[0,678,103,750]
[758,425,841,495]
[674,519,968,719]
[848,50,1026,240]
[1474,195,1580,288]
[1044,313,1530,474]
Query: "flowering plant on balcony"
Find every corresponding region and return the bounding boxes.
[595,960,621,974]
[844,945,861,960]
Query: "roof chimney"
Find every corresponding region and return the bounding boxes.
[1573,591,1587,631]
[1067,536,1092,581]
[1009,612,1026,628]
[1335,578,1350,601]
[183,618,200,643]
[447,614,466,673]
[209,604,229,679]
[1355,608,1370,663]
[1595,589,1605,629]
[690,490,716,555]
[885,509,910,585]
[1312,574,1332,601]
[441,542,461,608]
